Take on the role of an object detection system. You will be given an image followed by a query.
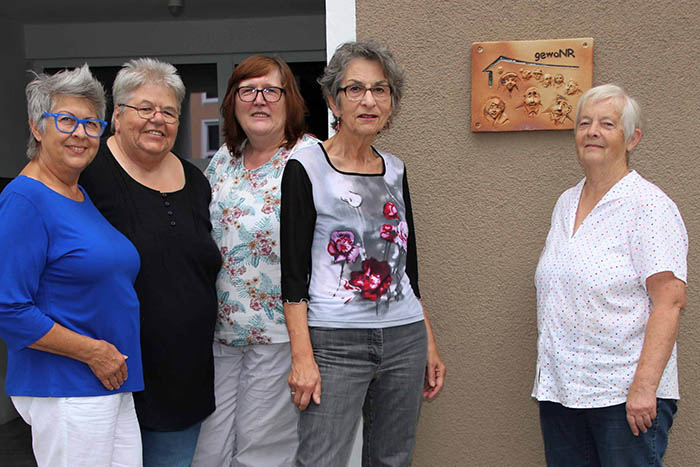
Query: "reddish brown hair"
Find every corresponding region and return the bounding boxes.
[221,55,307,155]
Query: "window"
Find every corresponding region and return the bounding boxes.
[202,120,220,158]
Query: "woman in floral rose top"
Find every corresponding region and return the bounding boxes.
[192,55,319,467]
[281,41,446,467]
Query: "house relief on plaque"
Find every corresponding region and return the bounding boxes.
[471,38,593,132]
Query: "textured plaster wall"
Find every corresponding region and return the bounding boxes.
[357,1,700,465]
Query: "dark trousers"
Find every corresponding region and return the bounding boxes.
[539,399,677,467]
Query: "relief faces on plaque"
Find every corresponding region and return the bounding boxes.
[516,87,542,118]
[471,38,593,132]
[482,96,510,127]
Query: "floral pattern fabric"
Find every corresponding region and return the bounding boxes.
[283,143,424,329]
[330,202,408,303]
[207,135,319,346]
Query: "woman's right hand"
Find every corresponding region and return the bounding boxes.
[284,301,320,410]
[87,339,129,391]
[28,323,129,391]
[289,354,321,411]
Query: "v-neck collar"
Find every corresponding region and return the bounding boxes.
[569,170,639,239]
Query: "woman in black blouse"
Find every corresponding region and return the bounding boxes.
[80,58,221,467]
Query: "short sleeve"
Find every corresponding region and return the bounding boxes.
[280,159,316,302]
[0,193,55,350]
[631,196,688,287]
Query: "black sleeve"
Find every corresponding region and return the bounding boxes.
[403,167,421,299]
[281,159,316,302]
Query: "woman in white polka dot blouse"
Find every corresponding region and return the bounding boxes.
[532,84,688,466]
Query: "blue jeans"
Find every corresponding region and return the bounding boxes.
[141,422,202,467]
[296,321,427,467]
[539,399,677,467]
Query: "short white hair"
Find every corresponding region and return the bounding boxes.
[112,58,186,129]
[575,84,642,145]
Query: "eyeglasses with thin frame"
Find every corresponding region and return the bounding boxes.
[235,86,285,103]
[338,83,392,102]
[41,112,108,138]
[118,104,180,123]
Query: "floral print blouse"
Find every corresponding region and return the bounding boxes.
[280,143,424,328]
[206,134,319,346]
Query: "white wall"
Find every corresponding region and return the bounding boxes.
[324,2,363,465]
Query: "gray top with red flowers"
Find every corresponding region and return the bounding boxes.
[281,143,424,328]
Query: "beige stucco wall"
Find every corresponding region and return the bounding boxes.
[357,1,700,465]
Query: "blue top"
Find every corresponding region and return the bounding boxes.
[0,176,144,397]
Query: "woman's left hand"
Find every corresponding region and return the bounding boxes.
[424,341,445,399]
[625,271,686,435]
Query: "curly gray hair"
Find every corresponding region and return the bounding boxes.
[25,64,106,159]
[319,40,405,130]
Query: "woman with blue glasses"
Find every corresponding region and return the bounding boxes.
[0,65,144,466]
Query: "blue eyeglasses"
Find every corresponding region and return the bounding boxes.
[42,112,108,138]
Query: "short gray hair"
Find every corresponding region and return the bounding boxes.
[319,40,405,130]
[112,58,186,128]
[575,84,642,145]
[25,64,106,160]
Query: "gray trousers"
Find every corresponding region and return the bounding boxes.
[296,321,427,467]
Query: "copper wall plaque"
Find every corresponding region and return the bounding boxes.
[471,38,593,132]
